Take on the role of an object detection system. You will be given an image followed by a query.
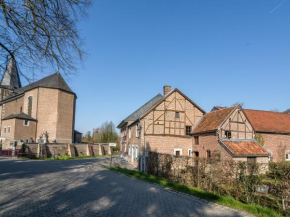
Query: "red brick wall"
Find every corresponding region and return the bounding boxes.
[261,133,290,162]
[145,135,192,156]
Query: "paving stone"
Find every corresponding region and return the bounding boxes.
[0,157,253,217]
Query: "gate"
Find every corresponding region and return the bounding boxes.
[1,149,20,157]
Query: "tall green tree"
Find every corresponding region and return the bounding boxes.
[92,121,120,150]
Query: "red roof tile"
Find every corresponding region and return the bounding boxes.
[245,109,290,134]
[192,107,235,134]
[221,140,268,157]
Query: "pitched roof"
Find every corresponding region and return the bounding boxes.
[74,130,82,134]
[220,139,269,157]
[2,113,37,121]
[211,106,227,112]
[192,107,235,134]
[0,58,22,89]
[1,72,74,103]
[117,94,163,128]
[128,88,206,127]
[15,72,73,94]
[244,109,290,134]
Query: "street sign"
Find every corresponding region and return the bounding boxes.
[109,143,116,147]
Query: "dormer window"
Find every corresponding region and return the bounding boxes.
[225,131,231,139]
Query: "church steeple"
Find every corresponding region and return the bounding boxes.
[0,58,22,90]
[0,58,22,101]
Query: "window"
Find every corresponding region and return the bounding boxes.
[188,149,192,157]
[135,146,139,159]
[24,120,29,126]
[8,126,10,133]
[136,124,139,138]
[20,106,23,113]
[186,126,192,135]
[128,145,131,156]
[28,96,33,116]
[175,112,180,118]
[4,127,6,133]
[174,149,182,157]
[206,150,211,158]
[286,151,290,161]
[129,127,131,139]
[225,131,231,139]
[194,136,199,145]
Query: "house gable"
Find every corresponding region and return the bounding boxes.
[219,105,255,140]
[141,89,205,137]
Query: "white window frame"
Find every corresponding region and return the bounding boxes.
[129,127,131,139]
[4,127,7,134]
[23,120,30,126]
[174,148,183,156]
[128,145,131,156]
[188,149,192,157]
[135,146,139,159]
[8,126,11,133]
[286,151,290,161]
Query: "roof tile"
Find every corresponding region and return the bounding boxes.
[221,140,268,156]
[193,107,235,134]
[245,109,290,133]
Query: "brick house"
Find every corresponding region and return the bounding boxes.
[0,59,77,149]
[244,109,290,162]
[117,85,205,168]
[191,105,269,163]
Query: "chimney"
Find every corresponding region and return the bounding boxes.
[163,85,171,96]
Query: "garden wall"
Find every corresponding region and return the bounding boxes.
[146,152,290,216]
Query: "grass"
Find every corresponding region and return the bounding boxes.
[109,166,283,217]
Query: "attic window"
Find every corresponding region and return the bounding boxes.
[186,126,192,135]
[175,112,180,118]
[225,131,231,139]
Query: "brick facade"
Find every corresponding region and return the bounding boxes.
[260,133,290,162]
[119,87,205,167]
[0,73,76,149]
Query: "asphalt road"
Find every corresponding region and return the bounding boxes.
[0,157,253,217]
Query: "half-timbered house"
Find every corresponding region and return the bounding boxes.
[117,86,205,167]
[191,105,269,163]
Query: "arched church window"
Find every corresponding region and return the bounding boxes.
[28,96,33,116]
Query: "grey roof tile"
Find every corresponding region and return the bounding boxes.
[0,58,22,89]
[117,94,163,128]
[2,112,37,121]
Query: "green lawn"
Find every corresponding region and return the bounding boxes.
[109,166,283,217]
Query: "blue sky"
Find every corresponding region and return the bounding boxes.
[47,1,290,133]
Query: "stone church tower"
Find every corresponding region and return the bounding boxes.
[0,58,22,101]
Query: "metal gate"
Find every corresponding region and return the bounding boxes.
[1,149,20,157]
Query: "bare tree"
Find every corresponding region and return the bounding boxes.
[0,0,91,81]
[232,102,245,107]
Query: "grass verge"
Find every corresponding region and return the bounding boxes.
[109,166,283,217]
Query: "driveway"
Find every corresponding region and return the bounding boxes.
[0,157,253,217]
